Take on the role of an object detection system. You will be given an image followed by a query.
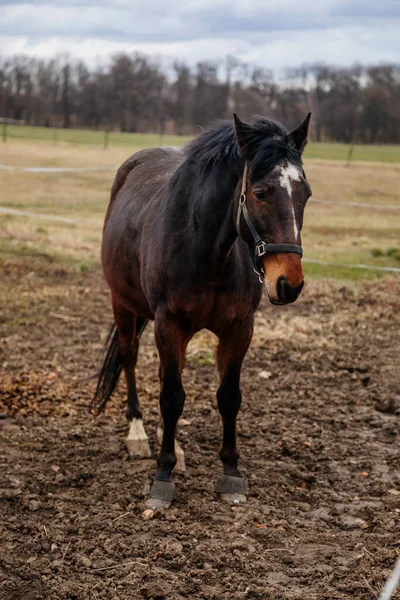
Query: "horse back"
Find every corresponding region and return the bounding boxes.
[105,147,183,224]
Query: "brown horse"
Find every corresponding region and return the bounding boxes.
[93,113,312,508]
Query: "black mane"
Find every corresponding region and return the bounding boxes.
[185,118,302,179]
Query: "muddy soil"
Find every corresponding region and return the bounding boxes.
[1,262,399,600]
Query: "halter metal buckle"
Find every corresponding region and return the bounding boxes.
[254,269,265,284]
[255,241,267,257]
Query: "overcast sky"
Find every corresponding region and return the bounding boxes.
[1,0,399,72]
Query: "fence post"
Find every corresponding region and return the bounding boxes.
[104,129,109,149]
[346,144,354,166]
[2,121,7,142]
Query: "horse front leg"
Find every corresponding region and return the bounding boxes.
[215,315,254,504]
[156,359,186,473]
[156,424,186,473]
[147,311,191,509]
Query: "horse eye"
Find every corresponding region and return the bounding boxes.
[253,190,267,201]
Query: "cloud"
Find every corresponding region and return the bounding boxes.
[0,0,399,71]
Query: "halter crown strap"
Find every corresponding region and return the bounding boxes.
[236,161,303,283]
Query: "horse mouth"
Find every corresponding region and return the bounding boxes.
[268,296,286,306]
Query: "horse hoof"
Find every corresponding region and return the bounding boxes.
[145,497,172,510]
[126,438,152,458]
[221,492,247,504]
[214,474,247,503]
[146,479,176,509]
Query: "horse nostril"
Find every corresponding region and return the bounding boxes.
[277,276,286,302]
[277,277,304,304]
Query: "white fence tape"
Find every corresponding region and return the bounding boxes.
[310,198,400,210]
[0,206,102,226]
[0,164,114,173]
[302,257,400,274]
[1,206,399,274]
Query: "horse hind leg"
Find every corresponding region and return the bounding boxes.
[112,300,151,458]
[126,415,151,458]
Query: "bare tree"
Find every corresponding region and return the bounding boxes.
[1,52,399,144]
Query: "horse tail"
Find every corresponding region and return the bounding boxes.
[91,317,149,414]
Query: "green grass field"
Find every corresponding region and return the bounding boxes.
[304,142,400,163]
[3,124,191,150]
[4,124,400,163]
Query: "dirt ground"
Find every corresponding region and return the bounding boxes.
[1,261,399,600]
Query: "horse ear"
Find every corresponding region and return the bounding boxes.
[289,112,311,154]
[233,113,253,157]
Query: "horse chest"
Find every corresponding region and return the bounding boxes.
[167,286,253,329]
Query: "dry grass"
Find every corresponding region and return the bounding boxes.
[0,138,136,169]
[1,138,399,279]
[304,160,400,269]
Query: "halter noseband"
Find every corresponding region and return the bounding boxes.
[236,162,303,283]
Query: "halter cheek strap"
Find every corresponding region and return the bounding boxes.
[236,162,303,283]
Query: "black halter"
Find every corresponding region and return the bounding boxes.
[236,162,303,283]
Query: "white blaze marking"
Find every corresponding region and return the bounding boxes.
[291,205,299,240]
[127,418,149,442]
[276,163,301,240]
[278,163,301,198]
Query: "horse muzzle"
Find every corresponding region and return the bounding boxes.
[270,276,304,305]
[262,253,304,305]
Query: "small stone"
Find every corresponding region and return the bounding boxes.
[80,556,92,568]
[29,500,41,511]
[165,539,183,557]
[165,513,177,522]
[259,370,272,379]
[142,508,155,520]
[51,544,58,553]
[341,515,369,530]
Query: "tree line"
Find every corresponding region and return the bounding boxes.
[1,53,399,144]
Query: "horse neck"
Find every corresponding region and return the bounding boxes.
[194,161,240,262]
